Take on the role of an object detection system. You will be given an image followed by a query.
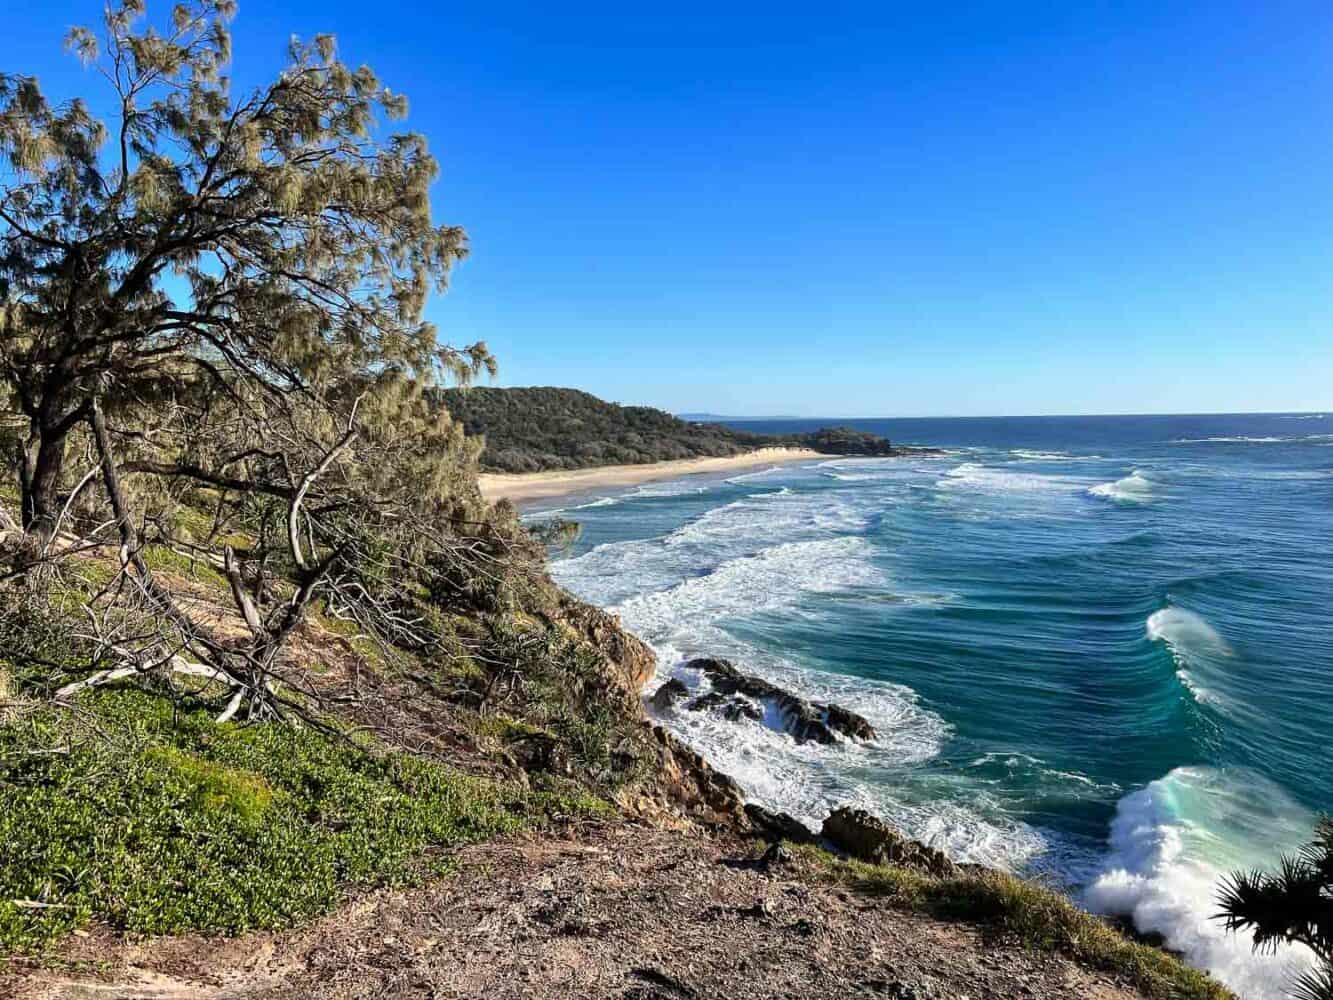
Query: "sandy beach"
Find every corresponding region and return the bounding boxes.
[478,447,823,506]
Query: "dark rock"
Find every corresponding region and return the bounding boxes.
[824,703,876,741]
[821,807,958,877]
[744,803,819,844]
[507,733,571,776]
[680,658,877,744]
[685,690,763,722]
[649,679,689,713]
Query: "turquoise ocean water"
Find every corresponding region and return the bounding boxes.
[538,413,1332,999]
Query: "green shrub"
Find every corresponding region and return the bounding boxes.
[0,689,551,954]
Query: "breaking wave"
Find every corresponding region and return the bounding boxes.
[1085,767,1318,1000]
[1089,469,1155,502]
[1145,606,1239,715]
[938,462,1083,492]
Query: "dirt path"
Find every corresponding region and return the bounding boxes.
[6,823,1149,1000]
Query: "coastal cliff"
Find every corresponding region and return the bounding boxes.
[0,461,1225,1000]
[0,547,1231,1000]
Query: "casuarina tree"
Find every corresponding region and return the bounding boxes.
[0,0,498,720]
[0,0,490,551]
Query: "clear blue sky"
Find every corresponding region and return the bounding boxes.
[9,2,1333,416]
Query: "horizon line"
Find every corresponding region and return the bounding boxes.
[675,408,1330,421]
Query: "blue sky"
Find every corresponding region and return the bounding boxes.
[9,2,1333,416]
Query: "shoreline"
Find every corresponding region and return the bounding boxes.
[477,447,824,506]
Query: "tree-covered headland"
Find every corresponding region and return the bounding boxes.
[439,386,908,473]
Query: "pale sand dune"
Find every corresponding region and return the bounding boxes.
[477,447,823,506]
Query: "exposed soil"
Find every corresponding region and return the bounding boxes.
[5,822,1149,1000]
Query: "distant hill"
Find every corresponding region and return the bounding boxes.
[438,386,913,473]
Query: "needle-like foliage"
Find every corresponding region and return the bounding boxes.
[0,0,492,550]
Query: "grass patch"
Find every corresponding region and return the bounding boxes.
[139,544,229,592]
[792,845,1234,1000]
[0,688,602,956]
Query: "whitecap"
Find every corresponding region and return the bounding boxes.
[1088,470,1155,503]
[1010,449,1073,461]
[1171,436,1285,444]
[939,462,1085,493]
[725,465,785,484]
[1085,767,1318,1000]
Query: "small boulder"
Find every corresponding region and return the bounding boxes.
[821,807,957,877]
[744,803,819,844]
[649,678,689,713]
[508,733,571,776]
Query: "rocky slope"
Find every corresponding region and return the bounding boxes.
[4,824,1159,1000]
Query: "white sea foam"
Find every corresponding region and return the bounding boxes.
[938,462,1083,492]
[552,486,870,607]
[1086,767,1318,999]
[614,536,883,640]
[629,482,710,497]
[644,648,1047,870]
[1172,436,1284,444]
[1010,449,1074,461]
[724,465,786,483]
[1088,470,1155,503]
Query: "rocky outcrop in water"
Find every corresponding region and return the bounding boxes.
[669,657,877,746]
[649,678,689,712]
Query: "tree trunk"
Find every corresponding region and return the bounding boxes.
[21,429,69,549]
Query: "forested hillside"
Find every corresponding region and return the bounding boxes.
[439,386,907,472]
[438,387,773,471]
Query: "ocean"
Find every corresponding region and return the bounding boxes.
[536,412,1332,1000]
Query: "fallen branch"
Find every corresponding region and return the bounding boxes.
[54,655,237,702]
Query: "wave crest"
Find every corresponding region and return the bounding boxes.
[1089,470,1154,502]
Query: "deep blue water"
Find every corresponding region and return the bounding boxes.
[541,413,1333,998]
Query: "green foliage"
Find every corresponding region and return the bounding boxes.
[793,844,1234,1000]
[439,386,775,472]
[1218,817,1333,1000]
[0,689,554,954]
[453,613,650,792]
[438,387,903,472]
